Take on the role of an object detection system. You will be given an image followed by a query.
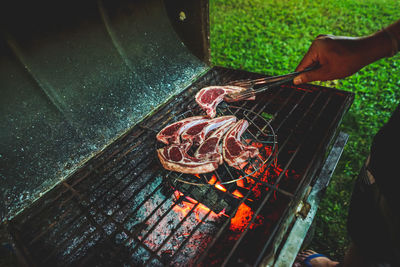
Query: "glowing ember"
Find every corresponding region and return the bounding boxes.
[172,190,225,223]
[232,189,243,198]
[173,192,256,232]
[236,179,245,188]
[229,203,253,232]
[215,182,227,192]
[205,174,228,192]
[170,140,292,237]
[208,175,217,184]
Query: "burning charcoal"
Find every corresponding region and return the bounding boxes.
[171,180,239,214]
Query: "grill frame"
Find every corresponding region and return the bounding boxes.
[7,66,354,266]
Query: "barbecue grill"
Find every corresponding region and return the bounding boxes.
[0,0,354,266]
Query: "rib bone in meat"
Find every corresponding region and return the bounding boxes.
[181,115,236,145]
[156,116,208,145]
[222,119,259,169]
[195,86,255,118]
[157,142,221,174]
[195,120,236,164]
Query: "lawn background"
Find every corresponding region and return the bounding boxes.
[209,0,400,260]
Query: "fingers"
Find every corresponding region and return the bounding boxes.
[295,46,317,72]
[294,42,321,85]
[295,249,318,262]
[293,69,321,85]
[295,35,331,84]
[297,249,316,258]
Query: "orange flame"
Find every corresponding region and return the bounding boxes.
[207,175,227,192]
[232,189,243,198]
[215,182,227,192]
[172,190,224,222]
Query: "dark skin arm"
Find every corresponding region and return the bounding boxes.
[293,20,400,85]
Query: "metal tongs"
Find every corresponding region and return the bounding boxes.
[224,65,319,102]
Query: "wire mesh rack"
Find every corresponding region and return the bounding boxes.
[156,105,278,186]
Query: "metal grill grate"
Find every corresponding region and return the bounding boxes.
[8,66,353,266]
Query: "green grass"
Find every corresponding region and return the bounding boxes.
[210,0,400,260]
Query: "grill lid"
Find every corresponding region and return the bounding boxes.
[0,0,209,222]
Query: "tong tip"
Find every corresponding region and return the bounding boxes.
[224,90,256,102]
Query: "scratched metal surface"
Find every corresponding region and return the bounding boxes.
[0,0,208,222]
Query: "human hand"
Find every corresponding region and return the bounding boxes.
[293,35,376,85]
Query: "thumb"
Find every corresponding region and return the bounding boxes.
[293,75,304,85]
[293,70,320,85]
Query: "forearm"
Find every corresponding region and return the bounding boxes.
[363,19,400,63]
[294,19,400,84]
[384,19,400,56]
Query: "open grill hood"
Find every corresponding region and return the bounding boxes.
[0,0,210,222]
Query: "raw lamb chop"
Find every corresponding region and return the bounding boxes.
[156,116,208,145]
[195,86,255,118]
[181,115,236,145]
[157,142,221,174]
[222,119,259,169]
[194,120,235,164]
